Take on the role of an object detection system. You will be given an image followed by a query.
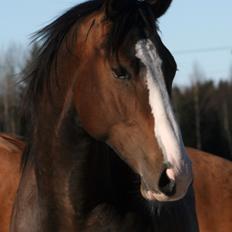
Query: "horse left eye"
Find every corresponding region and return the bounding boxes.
[111,67,130,80]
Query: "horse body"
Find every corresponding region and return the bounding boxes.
[188,148,232,232]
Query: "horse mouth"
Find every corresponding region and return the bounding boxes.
[140,179,160,201]
[140,183,176,202]
[140,187,176,202]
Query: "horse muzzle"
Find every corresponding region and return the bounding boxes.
[140,159,193,202]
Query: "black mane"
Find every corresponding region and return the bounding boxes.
[21,0,103,168]
[23,0,103,118]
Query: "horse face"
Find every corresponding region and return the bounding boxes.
[74,0,192,202]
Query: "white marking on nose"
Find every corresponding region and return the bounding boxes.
[135,39,191,175]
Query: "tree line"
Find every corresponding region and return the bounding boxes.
[0,44,231,160]
[173,79,232,160]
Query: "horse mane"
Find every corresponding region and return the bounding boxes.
[21,0,157,169]
[23,0,103,119]
[21,0,103,169]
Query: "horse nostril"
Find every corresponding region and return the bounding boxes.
[158,168,176,197]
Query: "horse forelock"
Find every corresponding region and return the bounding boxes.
[105,1,158,56]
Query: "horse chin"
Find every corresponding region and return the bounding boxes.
[140,187,184,202]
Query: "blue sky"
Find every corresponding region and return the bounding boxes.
[1,0,232,85]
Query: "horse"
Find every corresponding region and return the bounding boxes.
[9,0,200,231]
[0,134,24,232]
[0,1,230,231]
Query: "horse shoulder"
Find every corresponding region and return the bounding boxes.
[187,147,232,232]
[0,134,24,232]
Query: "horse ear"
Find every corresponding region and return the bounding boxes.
[105,0,134,19]
[146,0,172,18]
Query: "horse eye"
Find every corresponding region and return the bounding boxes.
[111,67,130,80]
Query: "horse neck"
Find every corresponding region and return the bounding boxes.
[14,105,140,231]
[37,111,114,228]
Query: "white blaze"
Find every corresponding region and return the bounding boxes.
[135,39,190,175]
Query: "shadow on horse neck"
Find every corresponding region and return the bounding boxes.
[11,0,198,231]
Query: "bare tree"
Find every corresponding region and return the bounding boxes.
[190,62,206,150]
[0,43,25,133]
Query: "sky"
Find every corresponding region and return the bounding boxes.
[0,0,232,86]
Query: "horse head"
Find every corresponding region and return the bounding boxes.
[72,0,192,202]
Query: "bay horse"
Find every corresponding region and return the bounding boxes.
[0,1,230,231]
[10,0,198,231]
